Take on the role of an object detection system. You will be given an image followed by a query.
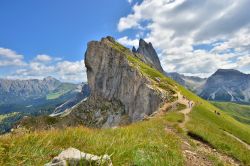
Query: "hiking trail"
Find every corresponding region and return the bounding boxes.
[163,91,240,166]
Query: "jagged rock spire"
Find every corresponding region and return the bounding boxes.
[132,46,137,53]
[136,39,164,73]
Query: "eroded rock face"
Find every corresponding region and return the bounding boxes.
[135,39,164,73]
[84,37,165,122]
[14,37,173,129]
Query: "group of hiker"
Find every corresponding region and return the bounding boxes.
[214,110,221,116]
[181,95,221,116]
[182,96,193,108]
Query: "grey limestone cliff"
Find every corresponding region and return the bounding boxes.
[85,37,166,122]
[17,37,176,130]
[69,36,174,127]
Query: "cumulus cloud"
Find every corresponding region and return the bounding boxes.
[34,54,52,62]
[0,47,87,83]
[0,48,26,67]
[118,0,250,76]
[117,36,139,47]
[9,60,87,83]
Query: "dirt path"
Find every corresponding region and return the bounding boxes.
[163,92,240,166]
[165,125,214,166]
[176,92,193,129]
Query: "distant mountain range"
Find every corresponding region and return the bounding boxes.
[166,72,207,93]
[167,69,250,104]
[0,77,90,133]
[0,76,62,104]
[200,69,250,103]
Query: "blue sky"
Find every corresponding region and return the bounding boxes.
[1,0,250,82]
[0,0,132,62]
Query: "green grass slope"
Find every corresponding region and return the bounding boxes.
[178,88,250,165]
[125,46,250,165]
[0,117,184,166]
[211,101,250,125]
[0,40,249,165]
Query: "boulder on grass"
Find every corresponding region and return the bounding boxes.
[45,147,112,166]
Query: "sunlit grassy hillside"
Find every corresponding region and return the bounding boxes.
[0,116,184,165]
[0,41,249,165]
[211,101,250,125]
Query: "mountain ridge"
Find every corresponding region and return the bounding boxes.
[168,69,250,104]
[199,68,250,103]
[0,77,86,133]
[0,76,61,104]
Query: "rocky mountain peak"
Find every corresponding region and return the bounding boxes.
[213,69,246,77]
[199,69,250,103]
[133,38,164,73]
[69,36,176,127]
[101,36,116,43]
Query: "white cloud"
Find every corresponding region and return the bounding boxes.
[118,15,140,32]
[118,0,250,76]
[0,47,87,83]
[0,48,23,59]
[0,47,26,67]
[236,55,250,71]
[117,36,139,47]
[212,28,250,53]
[34,54,52,62]
[9,60,87,83]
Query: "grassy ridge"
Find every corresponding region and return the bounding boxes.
[126,54,250,165]
[211,101,250,125]
[0,116,184,166]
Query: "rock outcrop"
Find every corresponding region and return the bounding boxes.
[85,37,163,121]
[67,36,176,127]
[133,39,164,73]
[17,36,176,129]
